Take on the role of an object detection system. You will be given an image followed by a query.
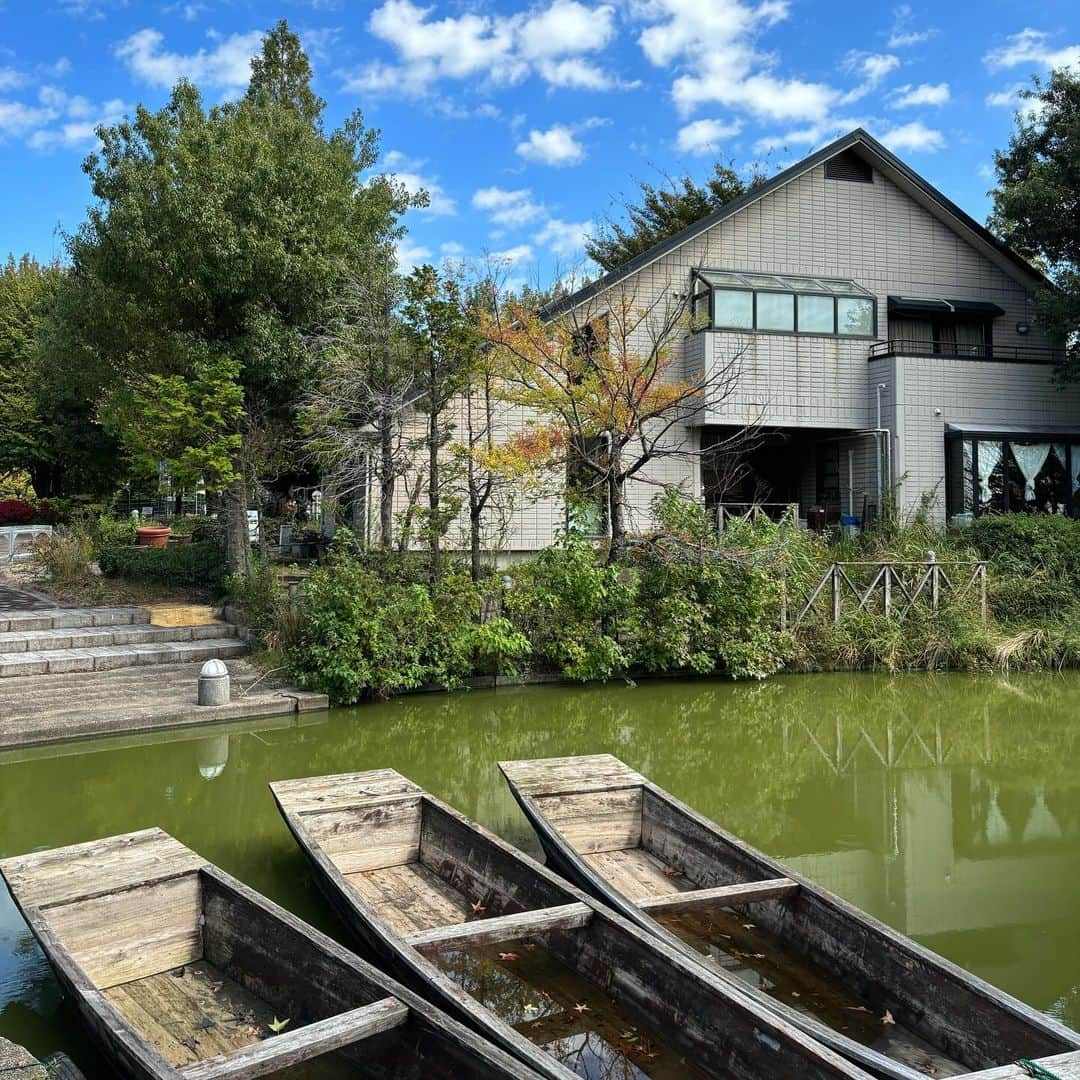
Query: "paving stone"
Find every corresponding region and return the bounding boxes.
[0,652,48,676]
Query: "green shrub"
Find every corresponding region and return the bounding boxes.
[285,549,484,704]
[965,514,1080,581]
[505,533,636,682]
[33,525,95,584]
[99,541,227,591]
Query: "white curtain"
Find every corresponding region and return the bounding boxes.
[976,441,1002,504]
[1011,442,1052,501]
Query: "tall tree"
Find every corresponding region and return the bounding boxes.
[302,259,418,549]
[990,69,1080,382]
[483,286,750,561]
[0,256,118,497]
[403,265,476,579]
[585,164,758,272]
[68,21,412,572]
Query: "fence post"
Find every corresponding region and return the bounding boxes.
[883,564,892,617]
[979,563,987,623]
[929,551,940,612]
[831,565,841,623]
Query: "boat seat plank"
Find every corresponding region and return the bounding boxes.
[179,998,409,1080]
[533,789,643,854]
[581,847,695,902]
[407,902,592,949]
[102,959,278,1067]
[270,771,422,815]
[345,861,473,937]
[499,755,644,797]
[0,828,204,910]
[304,798,422,875]
[47,873,203,990]
[637,878,800,914]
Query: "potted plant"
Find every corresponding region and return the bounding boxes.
[135,524,171,549]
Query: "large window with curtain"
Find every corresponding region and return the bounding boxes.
[946,435,1080,519]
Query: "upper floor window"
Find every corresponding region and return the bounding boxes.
[691,269,876,338]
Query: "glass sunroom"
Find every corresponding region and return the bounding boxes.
[946,427,1080,520]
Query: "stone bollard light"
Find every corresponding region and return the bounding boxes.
[197,658,231,706]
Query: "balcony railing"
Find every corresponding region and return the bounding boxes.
[868,339,1062,364]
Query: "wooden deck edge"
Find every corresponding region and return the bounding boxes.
[636,877,800,914]
[406,902,592,950]
[179,997,409,1079]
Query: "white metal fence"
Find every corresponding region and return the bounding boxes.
[0,525,52,565]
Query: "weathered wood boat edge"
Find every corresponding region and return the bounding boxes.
[499,755,1080,1080]
[270,772,880,1080]
[1,830,544,1080]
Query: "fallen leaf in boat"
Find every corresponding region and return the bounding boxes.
[845,1005,871,1013]
[523,942,538,951]
[171,967,186,978]
[619,1031,637,1040]
[471,900,486,915]
[573,1003,591,1014]
[748,952,766,959]
[180,1037,199,1051]
[541,991,551,999]
[268,1016,291,1034]
[498,952,519,961]
[791,992,801,997]
[194,1020,215,1031]
[661,866,681,877]
[881,1010,895,1025]
[523,1003,538,1014]
[742,923,755,930]
[209,981,223,993]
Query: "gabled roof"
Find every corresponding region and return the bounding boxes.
[542,128,1049,320]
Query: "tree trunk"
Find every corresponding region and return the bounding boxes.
[29,463,63,500]
[379,417,395,549]
[427,412,441,581]
[607,445,626,564]
[225,475,252,577]
[469,505,482,582]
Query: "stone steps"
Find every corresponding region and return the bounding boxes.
[0,621,239,652]
[0,637,248,677]
[0,606,150,632]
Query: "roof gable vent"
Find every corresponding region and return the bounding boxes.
[825,149,873,183]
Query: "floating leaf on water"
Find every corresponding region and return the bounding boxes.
[498,952,519,962]
[845,1005,871,1013]
[471,900,486,915]
[523,1003,538,1014]
[881,1010,895,1025]
[572,1002,591,1014]
[523,942,538,951]
[619,1030,637,1040]
[268,1016,291,1034]
[742,923,755,930]
[791,991,801,998]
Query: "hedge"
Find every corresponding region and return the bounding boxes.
[98,541,227,591]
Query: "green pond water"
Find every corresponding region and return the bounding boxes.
[2,671,1080,1075]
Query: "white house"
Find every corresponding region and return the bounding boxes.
[390,128,1080,554]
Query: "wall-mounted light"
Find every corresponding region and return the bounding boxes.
[1016,321,1031,335]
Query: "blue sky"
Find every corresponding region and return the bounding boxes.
[2,0,1078,286]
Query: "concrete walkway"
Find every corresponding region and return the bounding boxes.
[0,602,328,749]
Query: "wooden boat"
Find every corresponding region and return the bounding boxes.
[0,827,543,1079]
[271,768,878,1080]
[500,754,1080,1080]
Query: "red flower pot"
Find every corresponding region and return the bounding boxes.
[135,526,171,549]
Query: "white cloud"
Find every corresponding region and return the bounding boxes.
[634,0,850,122]
[535,217,594,256]
[0,100,55,137]
[676,117,742,155]
[380,154,457,215]
[115,28,263,91]
[752,117,865,154]
[348,0,630,97]
[490,244,534,266]
[0,68,25,91]
[889,82,949,108]
[472,186,546,227]
[839,52,900,104]
[515,123,585,166]
[877,120,945,153]
[395,239,433,271]
[0,83,129,150]
[977,162,995,180]
[887,5,936,48]
[984,28,1080,72]
[28,98,127,149]
[440,241,465,257]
